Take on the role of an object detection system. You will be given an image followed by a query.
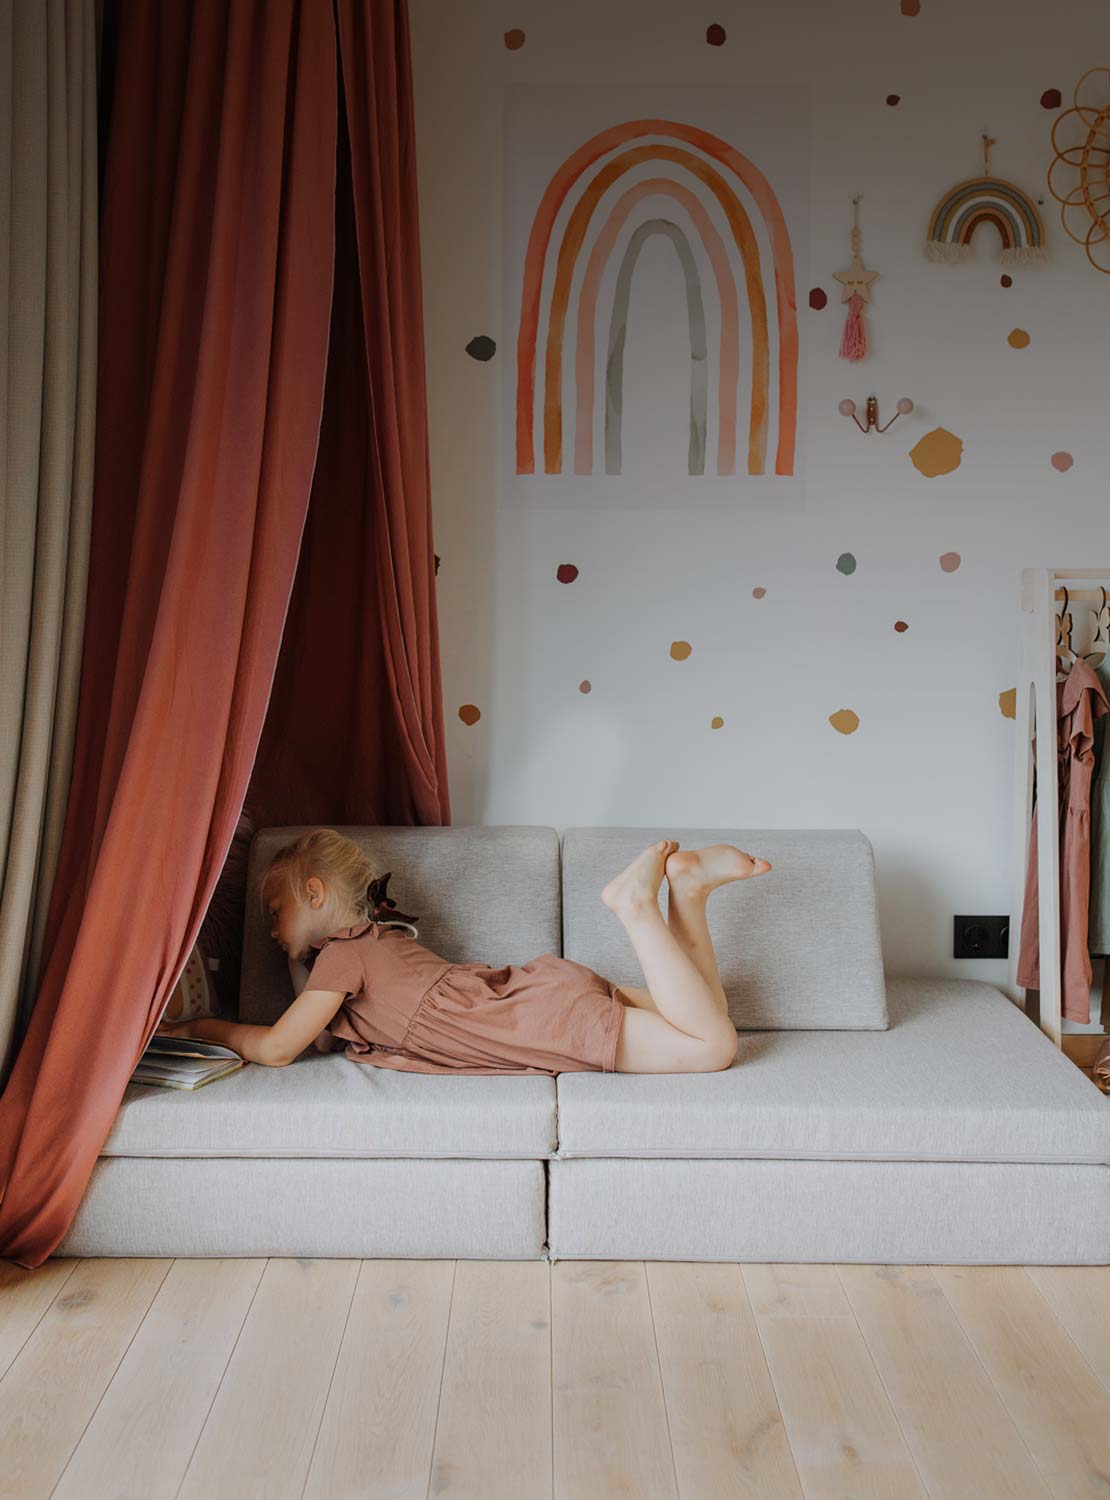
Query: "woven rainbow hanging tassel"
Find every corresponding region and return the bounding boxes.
[834,196,878,362]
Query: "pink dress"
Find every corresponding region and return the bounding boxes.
[1016,655,1110,1022]
[304,919,626,1075]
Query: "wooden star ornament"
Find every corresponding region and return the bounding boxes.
[833,252,878,303]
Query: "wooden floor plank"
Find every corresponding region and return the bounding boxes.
[0,1258,171,1499]
[553,1261,678,1500]
[175,1258,360,1500]
[931,1265,1110,1500]
[742,1264,928,1499]
[301,1260,456,1500]
[0,1256,80,1382]
[646,1261,804,1498]
[837,1264,1052,1499]
[1024,1267,1110,1395]
[51,1258,264,1500]
[425,1260,553,1499]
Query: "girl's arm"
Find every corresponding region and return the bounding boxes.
[287,955,334,1051]
[155,1016,283,1066]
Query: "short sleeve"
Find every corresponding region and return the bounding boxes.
[305,940,365,1001]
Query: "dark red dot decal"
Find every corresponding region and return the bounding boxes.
[809,287,827,310]
[1040,88,1061,109]
[504,29,526,50]
[886,94,901,107]
[556,564,579,584]
[894,621,909,633]
[1000,274,1013,288]
[900,0,920,13]
[706,23,726,45]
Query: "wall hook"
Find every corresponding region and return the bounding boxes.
[838,394,913,434]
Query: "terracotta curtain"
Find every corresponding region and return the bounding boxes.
[244,0,450,828]
[0,0,339,1267]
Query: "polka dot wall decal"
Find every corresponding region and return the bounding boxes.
[999,688,1017,719]
[1040,88,1062,109]
[711,715,724,728]
[465,335,496,361]
[706,23,726,45]
[459,704,482,725]
[1007,327,1031,349]
[910,427,963,477]
[504,28,525,50]
[886,94,901,107]
[829,709,860,735]
[556,563,579,583]
[939,552,961,573]
[808,287,827,310]
[1000,274,1013,287]
[894,620,909,632]
[1051,451,1074,472]
[670,641,693,661]
[579,680,592,694]
[752,587,767,598]
[900,0,920,13]
[836,553,857,575]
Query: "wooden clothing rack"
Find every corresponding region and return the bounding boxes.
[1006,567,1110,1051]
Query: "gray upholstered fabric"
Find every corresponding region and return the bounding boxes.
[554,979,1110,1165]
[55,1158,547,1258]
[560,827,888,1029]
[547,1157,1110,1264]
[104,1052,556,1159]
[240,824,562,1025]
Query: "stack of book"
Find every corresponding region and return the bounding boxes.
[131,1034,245,1091]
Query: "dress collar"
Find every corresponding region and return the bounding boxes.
[309,920,378,952]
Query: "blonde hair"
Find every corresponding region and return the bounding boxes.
[259,829,378,931]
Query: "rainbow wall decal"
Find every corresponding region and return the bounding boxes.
[924,175,1048,265]
[514,119,799,477]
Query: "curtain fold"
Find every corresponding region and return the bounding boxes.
[244,0,451,829]
[0,0,99,1086]
[0,0,339,1267]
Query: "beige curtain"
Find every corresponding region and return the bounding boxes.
[0,0,99,1087]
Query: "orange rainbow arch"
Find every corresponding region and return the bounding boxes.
[515,118,798,477]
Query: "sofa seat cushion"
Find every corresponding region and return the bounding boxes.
[554,979,1110,1166]
[102,1052,556,1159]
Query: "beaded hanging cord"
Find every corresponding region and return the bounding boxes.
[834,196,878,361]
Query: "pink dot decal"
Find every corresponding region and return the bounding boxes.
[808,287,827,310]
[556,564,579,583]
[504,29,526,50]
[752,587,767,598]
[579,680,592,694]
[939,552,961,573]
[1051,451,1074,472]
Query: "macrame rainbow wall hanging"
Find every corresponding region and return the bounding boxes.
[924,134,1048,266]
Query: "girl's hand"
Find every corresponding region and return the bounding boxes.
[155,1019,194,1037]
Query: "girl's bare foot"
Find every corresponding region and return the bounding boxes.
[664,844,771,899]
[601,840,679,917]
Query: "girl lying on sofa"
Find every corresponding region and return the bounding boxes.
[156,827,770,1075]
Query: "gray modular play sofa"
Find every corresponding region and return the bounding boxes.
[56,827,1110,1264]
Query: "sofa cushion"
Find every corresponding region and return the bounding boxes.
[561,827,888,1029]
[554,979,1110,1165]
[240,824,563,1026]
[103,1052,556,1159]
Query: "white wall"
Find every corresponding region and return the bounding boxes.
[410,0,1110,1007]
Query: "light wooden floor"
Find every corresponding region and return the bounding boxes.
[2,1256,1109,1498]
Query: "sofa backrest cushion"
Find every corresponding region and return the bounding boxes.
[240,825,562,1025]
[560,828,888,1030]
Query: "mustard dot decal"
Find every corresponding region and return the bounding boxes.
[1007,327,1031,349]
[710,715,724,728]
[670,641,692,661]
[829,709,860,735]
[910,427,963,477]
[459,705,482,725]
[999,688,1016,719]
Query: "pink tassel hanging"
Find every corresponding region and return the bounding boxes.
[839,291,867,360]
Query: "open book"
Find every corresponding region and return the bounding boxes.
[131,1034,245,1091]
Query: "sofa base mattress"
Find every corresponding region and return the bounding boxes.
[53,1157,548,1259]
[547,1157,1110,1264]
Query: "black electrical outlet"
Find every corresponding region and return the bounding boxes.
[953,915,1009,959]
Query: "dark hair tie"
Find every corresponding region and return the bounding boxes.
[366,871,419,927]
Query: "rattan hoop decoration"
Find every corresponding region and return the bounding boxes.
[1048,66,1110,274]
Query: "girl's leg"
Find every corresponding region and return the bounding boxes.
[616,886,724,1017]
